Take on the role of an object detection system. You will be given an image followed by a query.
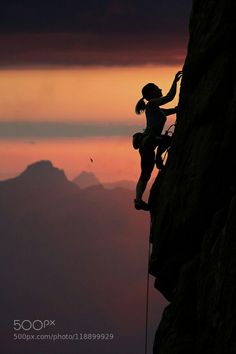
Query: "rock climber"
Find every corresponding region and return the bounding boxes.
[134,71,182,211]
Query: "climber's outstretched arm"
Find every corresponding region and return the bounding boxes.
[153,71,182,106]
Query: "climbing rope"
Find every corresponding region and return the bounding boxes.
[144,240,151,354]
[162,146,170,165]
[144,124,176,353]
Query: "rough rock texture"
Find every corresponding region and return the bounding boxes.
[149,0,236,353]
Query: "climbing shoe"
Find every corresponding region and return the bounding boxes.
[134,199,150,211]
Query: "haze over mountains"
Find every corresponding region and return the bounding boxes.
[0,160,166,354]
[73,170,136,190]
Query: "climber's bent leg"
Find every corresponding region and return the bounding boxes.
[134,147,155,210]
[135,177,149,202]
[135,178,150,210]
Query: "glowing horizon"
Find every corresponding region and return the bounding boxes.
[0,137,142,183]
[0,65,182,123]
[0,64,182,183]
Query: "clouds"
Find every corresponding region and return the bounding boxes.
[1,0,190,35]
[0,0,191,67]
[0,32,187,67]
[0,121,143,138]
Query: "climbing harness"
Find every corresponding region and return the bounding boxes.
[166,123,176,135]
[132,132,144,150]
[161,124,176,165]
[144,241,151,354]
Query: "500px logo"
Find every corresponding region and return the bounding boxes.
[14,320,56,331]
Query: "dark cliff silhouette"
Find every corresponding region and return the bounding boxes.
[149,0,236,353]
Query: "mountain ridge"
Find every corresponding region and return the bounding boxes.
[1,159,160,354]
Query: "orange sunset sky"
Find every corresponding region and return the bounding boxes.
[0,3,192,352]
[0,0,191,183]
[0,65,182,182]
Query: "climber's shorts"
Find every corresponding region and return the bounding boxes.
[139,134,172,180]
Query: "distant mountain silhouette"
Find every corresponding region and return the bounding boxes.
[1,160,77,190]
[73,170,101,188]
[73,170,136,190]
[0,160,165,354]
[22,160,63,179]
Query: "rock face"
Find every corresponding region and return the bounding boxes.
[149,0,236,353]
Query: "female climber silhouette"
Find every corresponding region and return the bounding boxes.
[134,70,182,211]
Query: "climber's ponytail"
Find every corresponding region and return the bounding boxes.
[135,97,146,114]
